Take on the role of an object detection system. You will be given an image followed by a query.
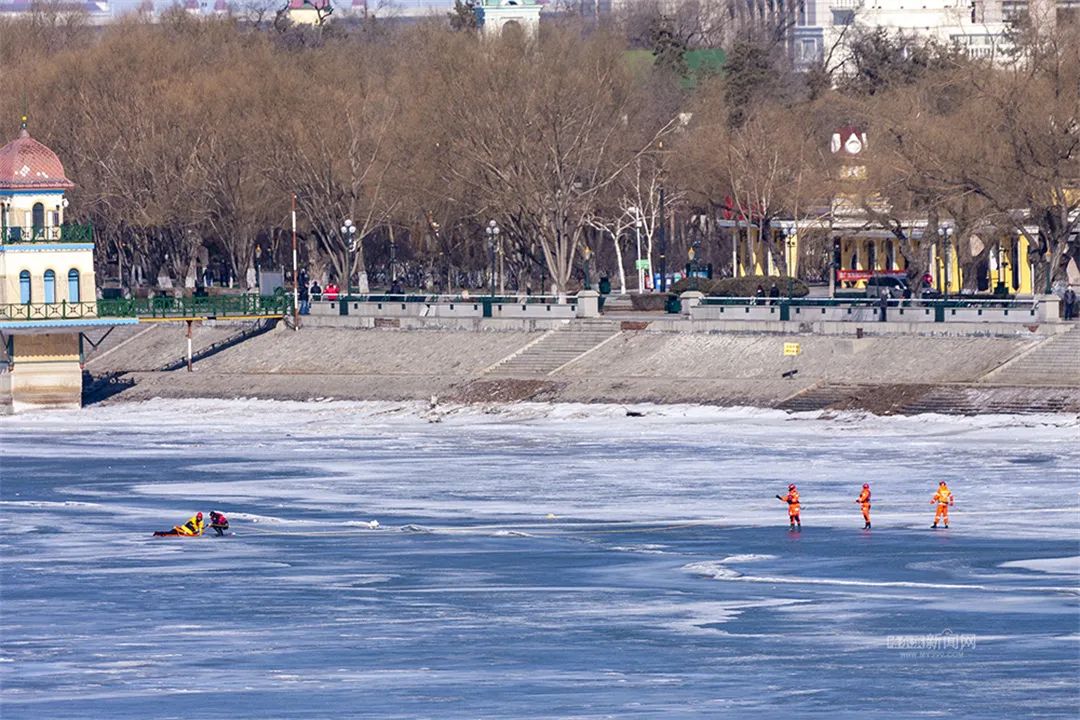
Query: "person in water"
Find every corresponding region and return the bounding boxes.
[153,512,204,537]
[208,511,230,536]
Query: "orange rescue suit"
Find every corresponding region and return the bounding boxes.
[932,485,953,525]
[856,488,871,523]
[784,490,800,518]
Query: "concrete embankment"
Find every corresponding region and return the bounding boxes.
[81,316,1080,415]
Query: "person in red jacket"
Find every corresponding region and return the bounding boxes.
[777,484,801,530]
[324,282,339,301]
[208,510,230,537]
[855,483,872,529]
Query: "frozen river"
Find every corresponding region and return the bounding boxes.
[1,400,1078,719]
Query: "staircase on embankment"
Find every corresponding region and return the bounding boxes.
[486,321,621,376]
[980,325,1080,387]
[777,381,1080,415]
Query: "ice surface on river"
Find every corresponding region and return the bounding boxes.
[1,400,1078,719]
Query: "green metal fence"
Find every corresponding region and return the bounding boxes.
[0,301,101,321]
[0,224,93,244]
[1,294,291,322]
[96,294,292,319]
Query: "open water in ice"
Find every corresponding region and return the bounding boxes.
[1,400,1078,719]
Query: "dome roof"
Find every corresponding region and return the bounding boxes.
[0,126,74,191]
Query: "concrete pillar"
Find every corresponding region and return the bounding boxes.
[576,290,600,318]
[680,291,704,317]
[9,333,82,411]
[1036,295,1061,323]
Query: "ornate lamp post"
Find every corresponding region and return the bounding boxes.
[341,219,357,297]
[486,220,499,298]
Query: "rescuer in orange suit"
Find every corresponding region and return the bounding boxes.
[855,483,872,529]
[776,484,801,530]
[931,481,954,528]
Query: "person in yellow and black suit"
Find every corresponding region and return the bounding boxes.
[154,512,204,537]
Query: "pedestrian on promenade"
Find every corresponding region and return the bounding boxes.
[310,280,322,302]
[1064,286,1077,320]
[299,281,310,315]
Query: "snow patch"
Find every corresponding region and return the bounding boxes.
[1000,556,1080,575]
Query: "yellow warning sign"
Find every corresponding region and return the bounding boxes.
[783,342,801,357]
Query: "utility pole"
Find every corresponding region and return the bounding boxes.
[658,187,667,292]
[291,193,299,329]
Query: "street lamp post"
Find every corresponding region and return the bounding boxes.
[390,232,397,283]
[340,219,357,298]
[942,226,952,300]
[658,187,667,293]
[629,206,644,293]
[486,220,499,298]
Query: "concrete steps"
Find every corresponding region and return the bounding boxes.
[901,386,1080,415]
[779,382,1080,415]
[488,321,621,376]
[776,383,896,413]
[983,326,1080,386]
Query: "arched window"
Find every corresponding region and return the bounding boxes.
[43,269,56,303]
[19,270,31,304]
[32,202,45,233]
[68,269,80,303]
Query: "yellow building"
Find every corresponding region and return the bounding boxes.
[831,229,1035,295]
[0,117,136,412]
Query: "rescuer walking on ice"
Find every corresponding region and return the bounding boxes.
[855,483,872,529]
[931,481,954,528]
[777,484,801,530]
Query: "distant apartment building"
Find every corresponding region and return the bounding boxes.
[0,0,111,22]
[605,0,1069,67]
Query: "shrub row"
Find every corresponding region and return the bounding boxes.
[669,275,809,298]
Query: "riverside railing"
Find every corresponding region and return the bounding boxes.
[315,293,578,319]
[323,293,575,304]
[0,301,103,322]
[97,294,292,319]
[1,294,291,323]
[692,296,1048,323]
